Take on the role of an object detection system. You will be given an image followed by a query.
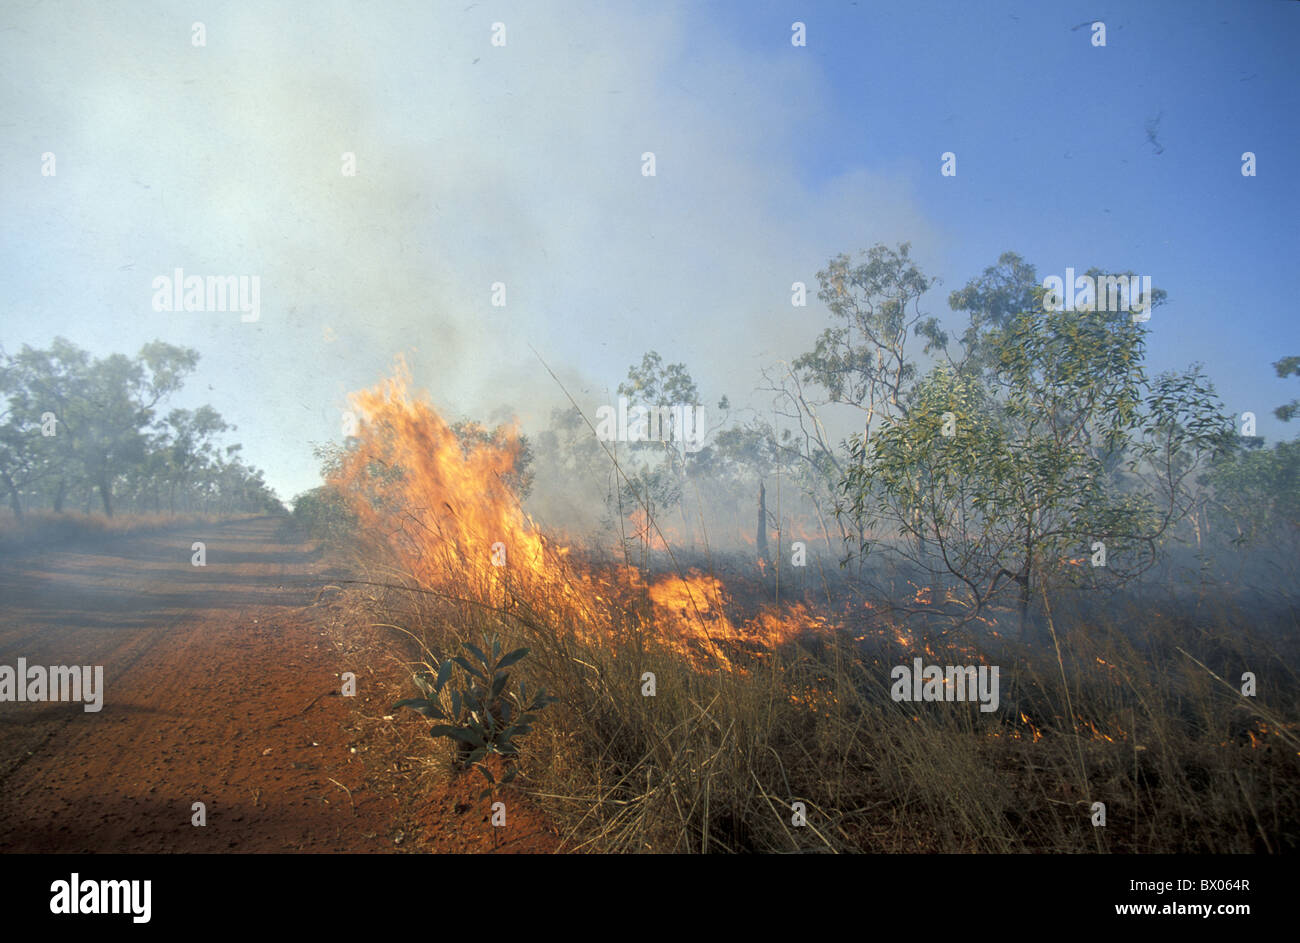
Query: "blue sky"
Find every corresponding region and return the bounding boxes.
[728,0,1299,411]
[1,0,1297,503]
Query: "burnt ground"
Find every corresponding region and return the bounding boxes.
[0,515,558,853]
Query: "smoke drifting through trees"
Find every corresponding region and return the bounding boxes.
[304,245,1300,634]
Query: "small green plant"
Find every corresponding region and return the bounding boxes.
[393,633,558,793]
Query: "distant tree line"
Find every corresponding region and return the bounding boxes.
[0,337,282,518]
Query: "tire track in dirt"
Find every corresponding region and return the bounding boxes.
[0,516,403,853]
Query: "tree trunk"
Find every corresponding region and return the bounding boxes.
[1,472,22,520]
[1019,524,1035,640]
[53,478,67,513]
[98,474,114,517]
[756,480,769,563]
[1018,575,1031,639]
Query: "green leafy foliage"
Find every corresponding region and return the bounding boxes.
[1205,438,1300,547]
[0,337,281,517]
[840,260,1233,635]
[393,633,558,794]
[1273,355,1300,424]
[290,482,357,542]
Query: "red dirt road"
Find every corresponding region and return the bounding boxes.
[0,516,558,853]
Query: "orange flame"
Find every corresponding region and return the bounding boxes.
[333,360,553,594]
[330,365,830,673]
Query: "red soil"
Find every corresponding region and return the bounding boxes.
[0,516,558,854]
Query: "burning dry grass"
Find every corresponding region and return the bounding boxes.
[323,368,1300,853]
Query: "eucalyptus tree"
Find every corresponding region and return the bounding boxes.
[761,242,947,558]
[842,259,1233,638]
[611,351,724,554]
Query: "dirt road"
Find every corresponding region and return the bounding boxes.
[0,515,557,853]
[0,516,407,851]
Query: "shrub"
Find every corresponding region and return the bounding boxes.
[393,633,558,795]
